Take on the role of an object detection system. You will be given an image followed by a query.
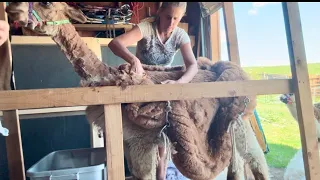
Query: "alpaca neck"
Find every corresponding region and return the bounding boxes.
[52,24,109,81]
[286,102,320,139]
[286,103,299,123]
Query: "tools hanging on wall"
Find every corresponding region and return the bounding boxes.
[105,9,116,38]
[67,2,133,25]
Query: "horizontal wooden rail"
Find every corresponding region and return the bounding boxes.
[0,106,87,120]
[73,23,133,31]
[10,35,137,46]
[0,79,292,111]
[11,35,195,49]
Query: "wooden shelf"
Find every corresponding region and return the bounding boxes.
[73,22,189,33]
[73,24,134,32]
[0,106,87,120]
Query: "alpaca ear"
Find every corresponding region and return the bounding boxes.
[64,5,87,24]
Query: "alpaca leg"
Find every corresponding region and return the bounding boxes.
[227,120,246,180]
[243,120,269,180]
[127,138,158,180]
[124,141,133,175]
[226,149,245,180]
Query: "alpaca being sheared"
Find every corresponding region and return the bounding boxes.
[5,2,269,180]
[280,93,320,180]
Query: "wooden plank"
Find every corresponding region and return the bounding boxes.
[86,37,104,148]
[10,36,114,46]
[73,24,133,31]
[0,3,11,91]
[196,19,201,58]
[104,104,125,180]
[189,35,195,48]
[10,36,138,47]
[10,35,198,48]
[0,106,87,119]
[282,2,320,180]
[222,2,240,65]
[2,111,25,180]
[178,23,189,34]
[210,11,221,61]
[0,2,26,180]
[74,23,189,33]
[0,79,293,111]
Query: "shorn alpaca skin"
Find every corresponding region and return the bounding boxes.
[5,2,269,179]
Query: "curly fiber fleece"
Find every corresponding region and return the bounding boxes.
[86,58,256,180]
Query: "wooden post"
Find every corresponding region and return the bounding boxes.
[210,11,221,62]
[282,2,320,180]
[0,3,11,91]
[104,104,125,180]
[87,38,104,148]
[222,2,269,153]
[222,2,240,65]
[0,2,26,180]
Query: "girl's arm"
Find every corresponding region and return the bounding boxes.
[161,42,198,84]
[108,26,145,75]
[177,42,198,83]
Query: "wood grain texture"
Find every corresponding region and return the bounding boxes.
[223,2,240,65]
[0,2,26,180]
[104,104,125,180]
[0,79,293,111]
[283,2,320,180]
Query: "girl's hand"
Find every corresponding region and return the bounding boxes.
[0,20,9,46]
[161,79,185,84]
[161,80,177,84]
[130,58,146,76]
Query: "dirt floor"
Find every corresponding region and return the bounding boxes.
[269,166,286,180]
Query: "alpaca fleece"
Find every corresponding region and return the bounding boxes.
[53,24,256,180]
[86,58,257,180]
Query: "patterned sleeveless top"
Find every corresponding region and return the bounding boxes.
[136,21,190,67]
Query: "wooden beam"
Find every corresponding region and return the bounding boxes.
[2,111,25,180]
[10,35,198,48]
[0,2,26,180]
[73,23,133,31]
[282,2,320,180]
[10,36,137,47]
[0,79,293,111]
[86,37,104,148]
[0,106,87,120]
[222,2,240,65]
[0,5,11,90]
[104,104,125,180]
[210,11,221,61]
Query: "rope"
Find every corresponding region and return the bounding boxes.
[227,96,250,173]
[159,131,172,161]
[228,120,238,172]
[157,101,173,162]
[158,101,172,138]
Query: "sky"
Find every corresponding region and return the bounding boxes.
[218,2,320,67]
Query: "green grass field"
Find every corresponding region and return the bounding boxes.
[243,63,320,80]
[243,63,320,168]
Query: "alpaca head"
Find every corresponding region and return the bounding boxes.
[280,93,295,105]
[5,2,86,36]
